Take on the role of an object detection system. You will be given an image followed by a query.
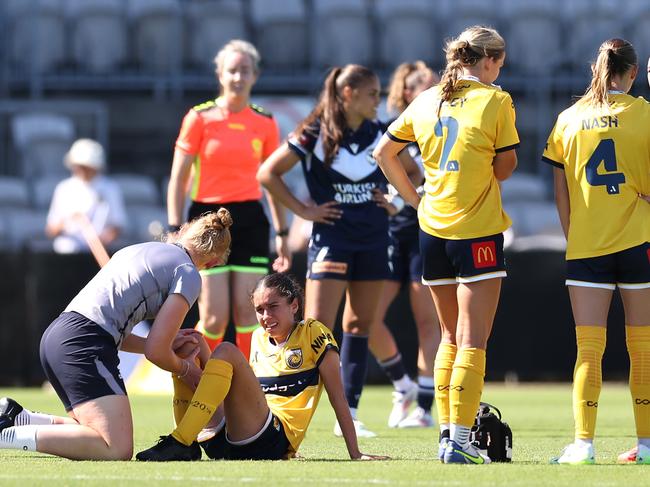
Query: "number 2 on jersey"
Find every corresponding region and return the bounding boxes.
[434,116,459,172]
[585,138,625,195]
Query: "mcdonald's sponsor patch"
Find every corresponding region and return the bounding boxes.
[472,241,497,268]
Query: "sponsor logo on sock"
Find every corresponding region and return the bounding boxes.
[586,401,598,407]
[449,385,465,392]
[635,398,650,405]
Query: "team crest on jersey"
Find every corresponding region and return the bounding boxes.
[285,347,303,369]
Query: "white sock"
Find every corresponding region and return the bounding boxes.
[417,376,435,388]
[450,423,471,447]
[439,423,450,434]
[575,438,593,447]
[393,375,413,392]
[16,409,54,426]
[349,407,357,420]
[0,426,38,451]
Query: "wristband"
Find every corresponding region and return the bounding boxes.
[275,228,289,237]
[168,224,181,233]
[391,196,405,213]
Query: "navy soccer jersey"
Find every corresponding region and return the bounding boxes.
[389,143,423,239]
[288,119,390,250]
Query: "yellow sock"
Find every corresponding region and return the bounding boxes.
[449,347,486,428]
[172,375,194,426]
[434,343,457,427]
[626,326,650,438]
[171,359,233,445]
[573,325,606,440]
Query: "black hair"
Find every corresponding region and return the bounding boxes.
[252,273,304,321]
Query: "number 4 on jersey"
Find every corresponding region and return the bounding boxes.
[585,138,625,195]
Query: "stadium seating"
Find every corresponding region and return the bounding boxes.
[500,173,548,204]
[6,0,66,75]
[502,0,564,74]
[0,177,30,209]
[375,0,438,70]
[313,0,373,67]
[127,0,183,74]
[250,0,308,71]
[65,0,128,74]
[126,204,167,243]
[3,208,50,251]
[10,112,75,179]
[439,0,500,42]
[565,0,624,73]
[112,173,161,207]
[185,0,249,72]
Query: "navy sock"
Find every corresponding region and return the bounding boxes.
[340,333,369,409]
[417,383,435,411]
[378,353,408,384]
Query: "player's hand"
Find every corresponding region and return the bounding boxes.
[172,330,200,357]
[273,236,292,272]
[372,188,400,216]
[353,452,391,461]
[301,200,342,224]
[181,359,203,390]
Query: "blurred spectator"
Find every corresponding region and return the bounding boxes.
[45,138,126,254]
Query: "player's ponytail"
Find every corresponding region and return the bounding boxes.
[170,209,232,262]
[438,26,505,116]
[582,38,637,109]
[295,64,377,166]
[252,273,304,321]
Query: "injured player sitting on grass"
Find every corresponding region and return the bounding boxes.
[136,273,389,461]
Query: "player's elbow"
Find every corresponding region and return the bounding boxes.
[256,164,271,188]
[493,151,517,181]
[371,146,384,165]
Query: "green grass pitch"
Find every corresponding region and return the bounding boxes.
[0,384,648,486]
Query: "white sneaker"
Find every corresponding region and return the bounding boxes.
[398,407,435,428]
[550,442,595,465]
[388,383,418,427]
[333,419,377,438]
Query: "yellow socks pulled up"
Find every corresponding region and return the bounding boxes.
[573,325,606,440]
[434,343,457,427]
[449,347,486,428]
[626,326,650,438]
[172,359,233,445]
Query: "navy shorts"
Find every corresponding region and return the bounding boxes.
[420,230,507,285]
[306,240,390,281]
[189,200,270,275]
[566,242,650,290]
[225,411,290,460]
[40,312,126,412]
[388,232,422,283]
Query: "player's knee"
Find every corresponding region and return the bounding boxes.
[104,441,133,461]
[210,341,244,362]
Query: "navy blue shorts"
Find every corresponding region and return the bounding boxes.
[566,242,650,290]
[388,232,422,283]
[40,312,126,412]
[225,411,290,460]
[419,230,507,285]
[306,241,390,281]
[189,200,270,273]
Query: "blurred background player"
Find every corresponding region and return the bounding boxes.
[543,39,650,465]
[369,61,441,429]
[45,138,126,254]
[0,210,232,460]
[258,64,421,438]
[374,26,518,464]
[136,273,388,461]
[167,39,284,359]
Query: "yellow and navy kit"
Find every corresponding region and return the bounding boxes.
[387,78,519,240]
[249,318,338,455]
[542,93,650,259]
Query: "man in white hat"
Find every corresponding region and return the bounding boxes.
[45,138,127,254]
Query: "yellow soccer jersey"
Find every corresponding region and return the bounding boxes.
[250,318,338,455]
[387,78,519,239]
[542,94,650,259]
